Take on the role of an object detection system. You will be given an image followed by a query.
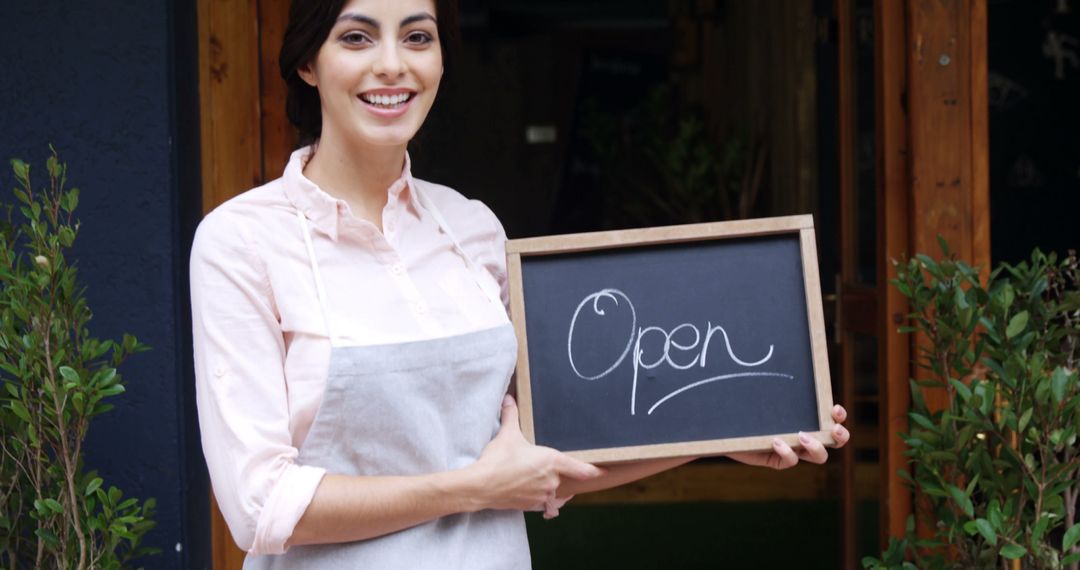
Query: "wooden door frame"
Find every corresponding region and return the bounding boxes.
[875,0,914,547]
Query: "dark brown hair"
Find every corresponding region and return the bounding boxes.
[279,0,459,147]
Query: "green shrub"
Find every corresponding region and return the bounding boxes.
[0,148,157,569]
[863,240,1080,570]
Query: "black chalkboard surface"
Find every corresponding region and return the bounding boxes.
[506,215,835,463]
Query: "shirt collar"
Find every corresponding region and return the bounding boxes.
[282,145,417,242]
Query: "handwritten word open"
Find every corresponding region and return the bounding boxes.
[567,289,794,415]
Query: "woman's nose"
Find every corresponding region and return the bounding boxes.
[372,42,406,78]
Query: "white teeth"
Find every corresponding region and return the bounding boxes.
[362,93,412,107]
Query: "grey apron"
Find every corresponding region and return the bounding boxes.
[244,189,530,569]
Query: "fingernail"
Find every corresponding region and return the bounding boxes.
[773,438,784,449]
[502,395,513,406]
[798,432,812,445]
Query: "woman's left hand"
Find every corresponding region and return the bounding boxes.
[725,405,850,470]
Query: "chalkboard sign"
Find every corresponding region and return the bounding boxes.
[506,215,835,463]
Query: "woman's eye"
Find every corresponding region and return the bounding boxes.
[405,31,433,45]
[341,31,371,45]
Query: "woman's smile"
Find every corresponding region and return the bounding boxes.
[358,88,418,117]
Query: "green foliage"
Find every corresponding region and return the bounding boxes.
[863,241,1080,570]
[0,148,156,568]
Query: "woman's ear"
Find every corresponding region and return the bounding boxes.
[297,63,318,87]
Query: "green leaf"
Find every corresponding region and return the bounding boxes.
[1051,367,1070,404]
[10,158,29,180]
[949,378,972,402]
[1018,408,1033,432]
[59,365,79,383]
[9,400,31,422]
[44,498,63,514]
[1064,523,1080,551]
[948,485,975,517]
[108,486,122,506]
[974,518,996,545]
[999,544,1026,559]
[99,384,125,397]
[85,477,103,497]
[937,235,956,257]
[1031,513,1051,546]
[12,187,30,205]
[34,528,59,547]
[1006,311,1029,339]
[988,500,1003,529]
[46,154,60,177]
[909,412,938,431]
[95,368,118,387]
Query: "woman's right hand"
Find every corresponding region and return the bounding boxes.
[468,395,603,514]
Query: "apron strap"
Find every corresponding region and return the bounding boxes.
[413,184,505,309]
[296,181,506,345]
[296,210,338,345]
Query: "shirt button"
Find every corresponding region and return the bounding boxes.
[412,302,428,315]
[385,221,395,233]
[390,263,405,276]
[214,367,226,378]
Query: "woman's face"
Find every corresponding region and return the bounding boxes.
[300,0,442,149]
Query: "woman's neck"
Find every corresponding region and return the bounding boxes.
[302,130,407,230]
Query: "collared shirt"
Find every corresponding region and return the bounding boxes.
[190,147,510,555]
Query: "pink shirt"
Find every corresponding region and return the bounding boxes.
[190,147,510,555]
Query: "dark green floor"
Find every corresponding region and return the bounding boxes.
[526,501,879,569]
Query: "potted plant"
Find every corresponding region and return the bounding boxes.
[0,149,157,569]
[864,240,1080,569]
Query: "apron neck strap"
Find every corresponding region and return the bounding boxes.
[296,210,337,344]
[296,182,505,345]
[413,184,504,309]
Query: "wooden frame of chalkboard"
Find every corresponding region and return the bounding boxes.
[505,215,835,464]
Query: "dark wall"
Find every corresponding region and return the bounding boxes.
[0,1,207,568]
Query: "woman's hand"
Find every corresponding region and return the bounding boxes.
[725,404,850,470]
[467,395,604,516]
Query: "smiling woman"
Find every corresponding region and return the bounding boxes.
[190,0,849,568]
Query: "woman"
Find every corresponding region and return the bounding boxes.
[190,0,851,567]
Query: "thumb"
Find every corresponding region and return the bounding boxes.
[497,394,521,435]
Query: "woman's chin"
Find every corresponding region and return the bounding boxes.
[353,126,421,149]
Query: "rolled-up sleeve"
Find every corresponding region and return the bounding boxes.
[190,210,325,555]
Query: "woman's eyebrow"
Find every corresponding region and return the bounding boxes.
[401,13,436,26]
[334,12,436,28]
[336,13,378,27]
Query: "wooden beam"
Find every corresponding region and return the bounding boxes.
[969,0,990,279]
[837,0,858,564]
[907,0,989,276]
[901,0,991,543]
[199,0,262,216]
[198,0,262,567]
[875,0,913,545]
[259,0,296,179]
